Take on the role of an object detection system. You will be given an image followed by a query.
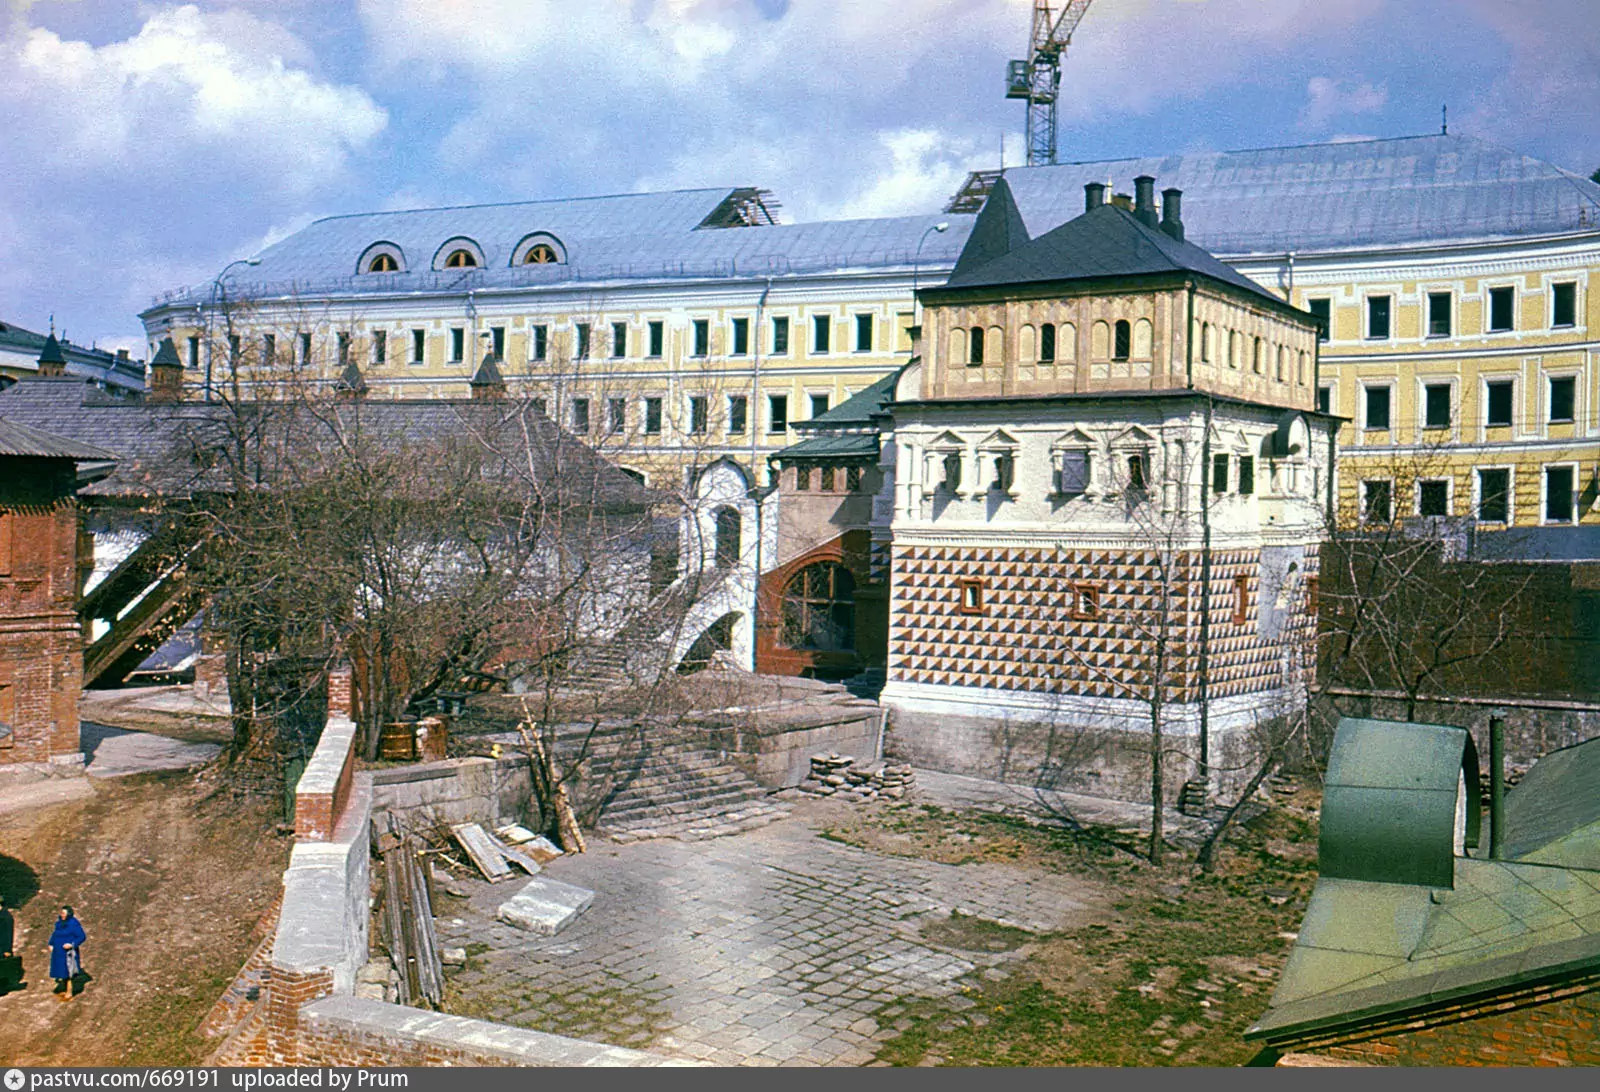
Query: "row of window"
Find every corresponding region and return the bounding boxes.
[793,464,865,494]
[1360,464,1585,525]
[1350,375,1578,431]
[1308,281,1581,343]
[953,572,1280,627]
[951,318,1151,366]
[358,234,566,276]
[927,448,1263,500]
[548,391,833,437]
[1197,324,1310,384]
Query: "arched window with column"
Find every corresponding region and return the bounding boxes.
[780,562,855,651]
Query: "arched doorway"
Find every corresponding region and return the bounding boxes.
[780,562,855,652]
[713,507,741,568]
[678,612,741,674]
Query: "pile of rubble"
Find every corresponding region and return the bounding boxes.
[799,753,917,802]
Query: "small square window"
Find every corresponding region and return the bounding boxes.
[1424,383,1452,429]
[795,466,811,491]
[1071,583,1100,620]
[1418,480,1449,517]
[1363,479,1392,524]
[1316,385,1332,414]
[1307,298,1330,342]
[1057,449,1090,496]
[1552,281,1577,328]
[1477,468,1510,523]
[846,465,862,492]
[1427,292,1452,338]
[812,315,831,354]
[809,393,829,419]
[821,466,836,491]
[1488,286,1515,332]
[1546,465,1575,523]
[1486,380,1514,428]
[1549,376,1576,423]
[1366,295,1392,340]
[957,578,984,615]
[855,313,873,352]
[728,395,747,435]
[772,316,790,355]
[941,451,963,493]
[647,321,664,358]
[1364,385,1392,430]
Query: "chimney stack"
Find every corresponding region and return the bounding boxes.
[1111,192,1133,211]
[1160,188,1185,242]
[1489,715,1506,859]
[1084,181,1105,212]
[1133,176,1159,227]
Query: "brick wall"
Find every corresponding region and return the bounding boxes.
[0,467,85,767]
[1292,985,1600,1066]
[293,715,359,841]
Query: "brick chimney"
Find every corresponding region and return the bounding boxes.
[1161,188,1185,242]
[148,337,185,402]
[1133,176,1159,228]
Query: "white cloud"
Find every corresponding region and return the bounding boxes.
[1298,77,1388,130]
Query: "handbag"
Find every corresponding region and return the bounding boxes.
[65,947,82,980]
[0,954,21,985]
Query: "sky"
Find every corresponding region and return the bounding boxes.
[3,0,1597,354]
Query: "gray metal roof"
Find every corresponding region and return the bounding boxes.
[0,318,146,390]
[0,415,117,461]
[147,188,974,310]
[1002,134,1600,256]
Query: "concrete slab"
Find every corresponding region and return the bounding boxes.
[81,722,221,778]
[497,877,595,935]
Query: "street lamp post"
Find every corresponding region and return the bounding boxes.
[206,257,261,402]
[912,222,950,334]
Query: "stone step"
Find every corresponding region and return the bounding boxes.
[599,788,782,828]
[600,783,771,820]
[602,800,792,842]
[588,763,754,795]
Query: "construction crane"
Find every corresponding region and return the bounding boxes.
[1006,0,1096,167]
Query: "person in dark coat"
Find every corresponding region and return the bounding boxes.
[0,896,16,995]
[46,906,85,1001]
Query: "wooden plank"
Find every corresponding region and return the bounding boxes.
[450,822,512,881]
[486,831,542,876]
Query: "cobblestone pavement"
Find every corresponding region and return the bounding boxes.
[438,800,1104,1066]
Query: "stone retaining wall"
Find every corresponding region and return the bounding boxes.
[371,755,537,832]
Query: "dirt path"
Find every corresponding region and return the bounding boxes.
[0,770,289,1066]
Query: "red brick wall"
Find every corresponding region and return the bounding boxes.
[0,475,84,766]
[1299,986,1600,1066]
[292,724,357,841]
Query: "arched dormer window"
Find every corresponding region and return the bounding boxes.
[512,232,567,266]
[432,237,486,272]
[356,242,405,275]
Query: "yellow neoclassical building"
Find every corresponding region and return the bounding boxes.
[140,134,1600,535]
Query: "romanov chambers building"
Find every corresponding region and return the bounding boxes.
[140,134,1599,534]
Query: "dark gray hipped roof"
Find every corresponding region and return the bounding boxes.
[334,361,368,394]
[150,338,182,367]
[949,178,1030,281]
[939,198,1289,308]
[0,415,117,461]
[791,367,904,431]
[470,354,505,388]
[36,333,67,366]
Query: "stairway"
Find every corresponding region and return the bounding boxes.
[548,721,790,843]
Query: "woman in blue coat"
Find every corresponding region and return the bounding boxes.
[46,906,86,1001]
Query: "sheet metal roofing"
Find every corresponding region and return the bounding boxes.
[1003,134,1600,256]
[0,415,117,461]
[1247,725,1600,1047]
[148,186,973,310]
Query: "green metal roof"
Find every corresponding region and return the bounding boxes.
[1502,737,1600,870]
[1247,721,1600,1048]
[771,433,879,462]
[1318,717,1479,889]
[791,367,904,431]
